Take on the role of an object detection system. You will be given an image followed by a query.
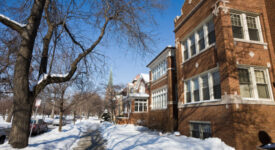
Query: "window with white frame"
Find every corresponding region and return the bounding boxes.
[238,67,271,99]
[186,80,191,103]
[202,75,210,100]
[190,34,196,56]
[181,17,216,63]
[184,69,221,104]
[134,99,147,112]
[152,60,167,81]
[198,27,205,51]
[152,87,167,110]
[230,12,262,42]
[183,40,189,61]
[207,19,216,45]
[193,78,200,102]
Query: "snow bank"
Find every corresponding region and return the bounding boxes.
[0,116,11,129]
[100,122,235,150]
[0,118,100,150]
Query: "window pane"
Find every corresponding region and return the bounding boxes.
[247,16,257,29]
[190,34,196,56]
[183,40,189,60]
[238,69,250,83]
[198,28,205,50]
[135,103,138,111]
[212,72,221,99]
[255,70,266,84]
[255,70,270,99]
[186,81,191,103]
[247,16,259,41]
[202,124,212,139]
[230,14,243,39]
[207,20,216,45]
[187,92,191,103]
[257,84,270,99]
[248,29,259,41]
[240,84,253,98]
[139,102,143,112]
[202,75,210,100]
[193,78,200,102]
[191,123,200,138]
[232,26,244,39]
[238,69,253,98]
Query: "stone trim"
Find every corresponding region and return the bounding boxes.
[178,94,275,108]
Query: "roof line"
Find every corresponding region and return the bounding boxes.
[174,0,206,32]
[146,46,175,68]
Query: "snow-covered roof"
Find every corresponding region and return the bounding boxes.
[128,93,149,98]
[140,73,149,83]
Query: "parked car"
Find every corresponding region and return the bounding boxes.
[0,129,6,144]
[30,119,48,135]
[52,116,66,126]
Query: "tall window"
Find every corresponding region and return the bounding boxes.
[212,71,221,99]
[246,16,259,41]
[238,68,253,98]
[183,40,189,61]
[202,75,210,100]
[134,99,147,112]
[181,17,216,62]
[193,78,200,102]
[152,88,168,110]
[230,13,243,39]
[152,60,167,81]
[230,12,263,42]
[185,69,221,104]
[190,34,196,56]
[186,81,191,103]
[198,27,205,51]
[238,67,272,100]
[255,70,270,99]
[207,20,216,45]
[190,122,212,139]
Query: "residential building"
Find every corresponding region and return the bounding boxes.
[174,0,275,149]
[147,46,178,131]
[117,73,150,125]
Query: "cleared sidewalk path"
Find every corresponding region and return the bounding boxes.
[73,127,106,150]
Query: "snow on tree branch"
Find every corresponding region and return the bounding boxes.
[0,14,26,33]
[212,0,230,16]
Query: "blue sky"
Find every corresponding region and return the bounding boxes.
[102,1,184,86]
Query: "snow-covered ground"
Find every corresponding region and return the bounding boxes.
[0,117,100,150]
[0,117,234,150]
[0,117,11,129]
[100,122,235,150]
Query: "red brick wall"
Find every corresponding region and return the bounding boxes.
[175,0,275,150]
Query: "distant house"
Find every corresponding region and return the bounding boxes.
[117,73,150,125]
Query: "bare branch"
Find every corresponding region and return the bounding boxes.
[0,14,25,34]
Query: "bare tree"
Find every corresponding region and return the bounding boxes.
[0,0,163,148]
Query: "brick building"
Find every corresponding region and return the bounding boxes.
[115,0,275,149]
[174,0,275,149]
[147,46,177,132]
[116,73,150,125]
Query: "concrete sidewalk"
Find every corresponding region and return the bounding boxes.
[73,128,106,150]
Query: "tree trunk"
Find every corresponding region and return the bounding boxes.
[9,0,46,148]
[58,100,64,132]
[6,104,13,122]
